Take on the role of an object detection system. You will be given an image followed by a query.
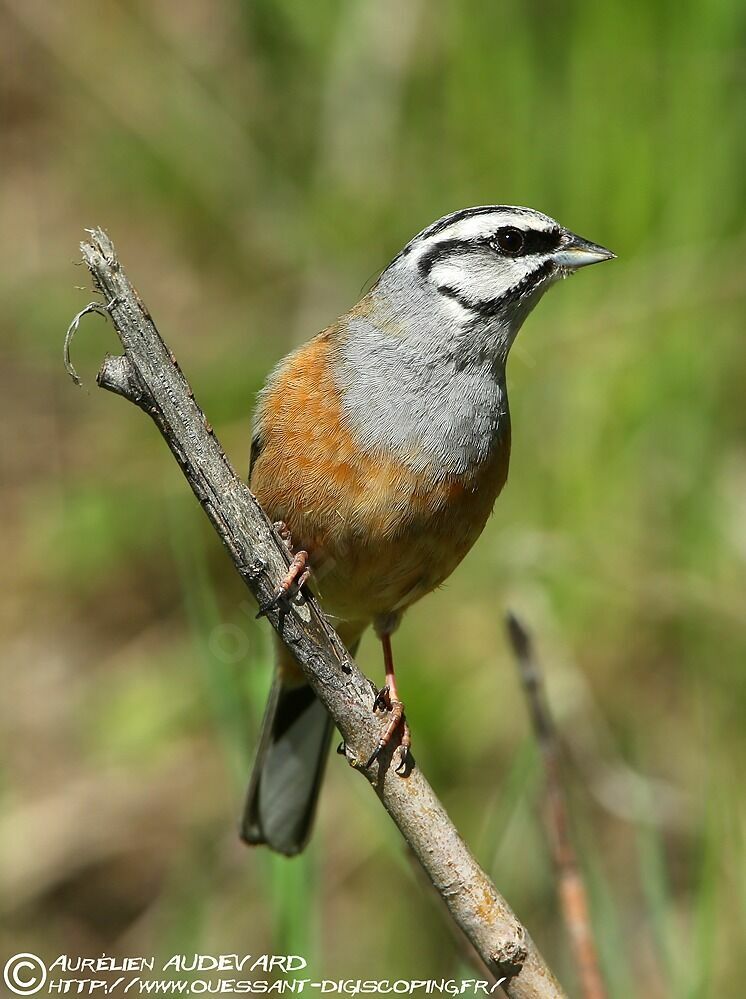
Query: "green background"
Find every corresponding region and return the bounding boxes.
[1,1,745,995]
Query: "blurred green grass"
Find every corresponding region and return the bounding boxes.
[1,0,745,994]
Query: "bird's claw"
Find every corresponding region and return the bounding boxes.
[364,741,385,770]
[255,590,288,619]
[394,744,410,775]
[255,549,310,619]
[274,520,292,547]
[365,697,410,775]
[373,684,392,712]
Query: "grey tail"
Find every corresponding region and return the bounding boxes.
[240,679,334,856]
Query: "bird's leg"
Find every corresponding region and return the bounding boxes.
[255,522,310,618]
[367,634,411,774]
[272,521,312,589]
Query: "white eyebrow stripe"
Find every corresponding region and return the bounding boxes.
[428,209,556,244]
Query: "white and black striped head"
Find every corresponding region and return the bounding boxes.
[381,205,614,346]
[336,207,612,474]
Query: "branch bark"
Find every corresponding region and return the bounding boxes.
[67,228,567,999]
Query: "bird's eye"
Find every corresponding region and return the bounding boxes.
[494,227,525,255]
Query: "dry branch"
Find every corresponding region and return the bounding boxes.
[66,228,567,999]
[506,613,607,999]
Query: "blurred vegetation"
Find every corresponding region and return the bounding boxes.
[1,0,745,995]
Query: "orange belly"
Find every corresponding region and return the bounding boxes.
[250,331,510,626]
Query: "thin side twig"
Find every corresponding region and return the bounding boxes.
[505,612,607,999]
[66,227,568,999]
[64,300,114,384]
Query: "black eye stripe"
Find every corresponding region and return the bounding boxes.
[524,227,563,254]
[417,238,473,277]
[418,229,563,276]
[492,227,563,256]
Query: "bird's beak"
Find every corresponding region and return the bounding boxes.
[552,233,616,270]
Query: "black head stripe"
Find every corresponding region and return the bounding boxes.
[421,205,535,240]
[417,238,475,278]
[418,227,563,279]
[497,227,563,256]
[438,259,555,319]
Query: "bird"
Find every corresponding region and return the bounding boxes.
[241,205,614,855]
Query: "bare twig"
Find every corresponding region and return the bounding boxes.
[66,228,567,998]
[64,300,114,384]
[505,613,607,999]
[405,848,506,994]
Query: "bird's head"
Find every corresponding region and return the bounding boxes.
[378,205,614,359]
